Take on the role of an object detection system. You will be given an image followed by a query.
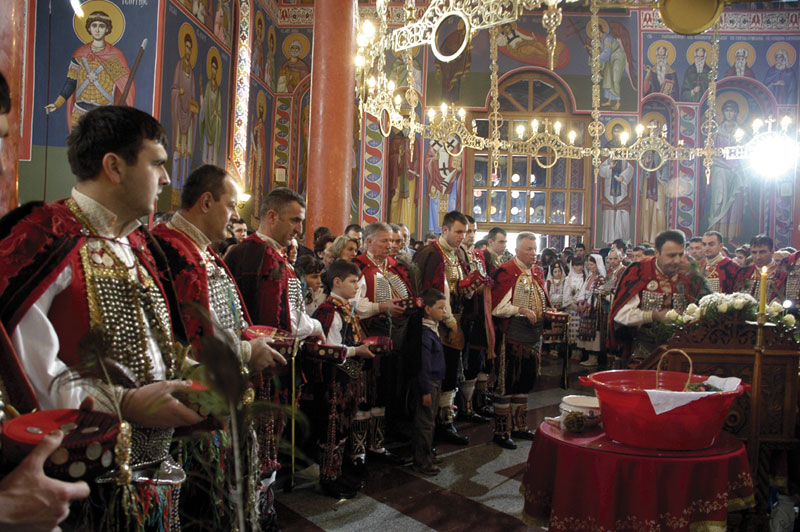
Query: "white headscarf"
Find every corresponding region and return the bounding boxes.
[588,253,607,278]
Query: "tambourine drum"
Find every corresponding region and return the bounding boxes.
[360,336,393,356]
[396,297,424,312]
[543,310,569,340]
[302,342,348,364]
[243,325,297,375]
[1,409,120,481]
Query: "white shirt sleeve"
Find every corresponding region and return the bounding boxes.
[10,265,119,412]
[491,286,519,318]
[291,307,323,340]
[355,275,381,318]
[613,293,653,327]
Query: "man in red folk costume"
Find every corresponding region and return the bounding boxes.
[490,233,550,449]
[414,210,482,446]
[224,186,323,530]
[735,234,785,304]
[610,230,709,364]
[700,230,741,294]
[352,222,416,464]
[151,164,286,529]
[457,215,495,422]
[0,106,203,530]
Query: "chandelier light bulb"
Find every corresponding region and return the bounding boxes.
[734,128,745,143]
[394,94,402,106]
[362,20,375,40]
[781,115,792,132]
[367,76,376,88]
[554,121,562,135]
[568,130,576,145]
[440,102,448,115]
[516,124,525,138]
[531,119,539,133]
[471,119,477,132]
[428,108,436,122]
[749,132,800,179]
[752,118,763,134]
[458,108,466,120]
[620,131,629,145]
[387,80,395,91]
[356,33,368,48]
[355,55,365,67]
[636,123,644,137]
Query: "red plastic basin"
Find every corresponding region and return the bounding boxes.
[578,370,746,450]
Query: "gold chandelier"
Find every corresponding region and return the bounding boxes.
[355,0,800,182]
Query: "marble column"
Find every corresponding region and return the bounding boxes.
[305,0,356,244]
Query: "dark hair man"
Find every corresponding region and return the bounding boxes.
[609,230,709,364]
[413,210,471,446]
[0,105,203,528]
[736,234,782,301]
[700,230,739,293]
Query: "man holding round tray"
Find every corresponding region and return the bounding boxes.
[0,105,205,529]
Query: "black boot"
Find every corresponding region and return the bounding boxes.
[492,403,517,450]
[435,422,469,445]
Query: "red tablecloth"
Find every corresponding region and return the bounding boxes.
[520,421,755,531]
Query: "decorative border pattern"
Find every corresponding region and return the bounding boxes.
[676,105,698,238]
[233,0,252,184]
[272,96,292,180]
[361,114,385,224]
[641,9,800,32]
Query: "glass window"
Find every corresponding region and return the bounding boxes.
[510,190,525,223]
[551,158,567,188]
[569,192,584,225]
[511,156,527,188]
[475,119,489,138]
[570,158,584,189]
[530,164,545,188]
[530,191,546,223]
[550,192,565,224]
[493,155,508,187]
[490,190,507,222]
[472,189,487,222]
[473,154,488,187]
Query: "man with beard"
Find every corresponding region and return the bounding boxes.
[610,230,709,363]
[735,234,784,303]
[224,187,323,529]
[764,48,798,105]
[413,211,474,445]
[725,47,755,79]
[701,231,740,294]
[643,46,677,97]
[681,47,712,102]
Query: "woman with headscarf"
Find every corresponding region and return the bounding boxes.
[544,261,569,358]
[575,254,607,368]
[563,256,586,361]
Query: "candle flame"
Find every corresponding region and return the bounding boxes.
[762,266,768,274]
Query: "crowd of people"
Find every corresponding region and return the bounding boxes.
[1,94,800,531]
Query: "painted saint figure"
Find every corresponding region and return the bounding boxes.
[424,137,461,232]
[200,49,222,166]
[598,122,634,245]
[277,34,310,93]
[707,99,746,239]
[725,45,756,79]
[170,26,198,192]
[764,45,798,105]
[594,19,635,110]
[681,45,712,102]
[252,14,265,80]
[214,0,231,47]
[639,119,668,245]
[643,44,677,98]
[45,9,135,130]
[265,27,277,90]
[247,91,268,218]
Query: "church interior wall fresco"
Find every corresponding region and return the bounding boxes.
[13,1,800,249]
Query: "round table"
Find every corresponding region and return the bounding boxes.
[520,421,755,531]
